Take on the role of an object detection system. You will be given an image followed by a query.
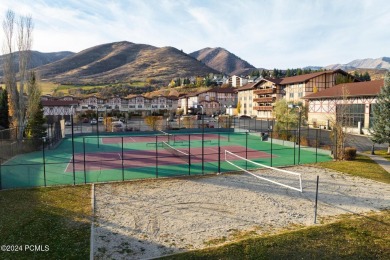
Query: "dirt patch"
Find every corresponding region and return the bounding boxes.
[93,166,390,259]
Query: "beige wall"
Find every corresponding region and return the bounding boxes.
[237,89,255,116]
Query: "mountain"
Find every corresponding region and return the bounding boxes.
[190,47,256,76]
[0,50,74,77]
[325,57,390,70]
[35,41,219,84]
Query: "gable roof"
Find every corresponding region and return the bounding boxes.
[303,79,384,99]
[41,100,79,106]
[237,82,257,91]
[280,69,351,85]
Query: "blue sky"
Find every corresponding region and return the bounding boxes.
[1,0,389,69]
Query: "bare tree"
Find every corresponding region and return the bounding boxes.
[2,9,33,139]
[329,85,350,160]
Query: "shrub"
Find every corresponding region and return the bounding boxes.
[344,147,357,160]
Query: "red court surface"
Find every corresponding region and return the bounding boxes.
[101,133,227,144]
[64,145,272,172]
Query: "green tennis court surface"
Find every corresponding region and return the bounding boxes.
[0,132,332,189]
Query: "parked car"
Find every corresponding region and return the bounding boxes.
[65,121,71,126]
[98,117,104,122]
[111,121,124,132]
[90,118,97,125]
[82,117,89,123]
[239,115,251,119]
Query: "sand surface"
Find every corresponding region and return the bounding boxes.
[93,166,390,259]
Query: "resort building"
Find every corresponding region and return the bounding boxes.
[303,79,384,134]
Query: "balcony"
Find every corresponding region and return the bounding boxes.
[254,106,273,111]
[253,97,275,103]
[253,88,275,95]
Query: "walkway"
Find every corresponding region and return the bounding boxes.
[358,152,390,173]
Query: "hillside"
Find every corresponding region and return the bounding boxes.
[35,41,219,84]
[0,50,74,77]
[325,57,390,70]
[190,47,256,75]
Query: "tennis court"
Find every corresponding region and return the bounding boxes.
[0,131,332,189]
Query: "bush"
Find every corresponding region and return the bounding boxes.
[344,147,357,160]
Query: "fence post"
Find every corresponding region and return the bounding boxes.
[202,118,204,175]
[316,129,318,163]
[218,146,221,174]
[245,132,248,170]
[83,138,86,184]
[294,131,296,165]
[42,138,47,187]
[270,129,273,167]
[188,134,191,176]
[122,137,124,181]
[155,135,158,178]
[0,158,2,190]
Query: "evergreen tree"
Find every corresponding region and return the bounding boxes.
[0,89,9,129]
[286,69,291,77]
[261,69,270,78]
[26,101,47,143]
[363,72,371,81]
[370,72,390,153]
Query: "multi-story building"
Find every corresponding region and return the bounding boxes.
[228,75,248,87]
[281,69,354,104]
[178,87,237,115]
[303,79,384,134]
[41,94,178,118]
[253,78,283,118]
[236,83,256,117]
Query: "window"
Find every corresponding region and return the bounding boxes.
[298,92,303,98]
[336,104,365,127]
[289,93,294,98]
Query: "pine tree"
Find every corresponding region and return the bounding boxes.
[363,72,371,81]
[0,89,9,129]
[27,101,46,145]
[370,72,390,153]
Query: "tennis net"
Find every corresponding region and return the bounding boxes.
[225,150,302,192]
[158,130,174,143]
[162,141,190,165]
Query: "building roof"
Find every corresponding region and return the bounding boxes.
[41,100,79,106]
[237,82,257,91]
[303,79,384,99]
[258,78,283,84]
[279,69,350,85]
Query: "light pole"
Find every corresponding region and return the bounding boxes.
[96,106,100,148]
[288,104,302,164]
[71,105,76,185]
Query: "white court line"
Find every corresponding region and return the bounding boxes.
[128,136,136,142]
[118,153,122,160]
[64,156,72,173]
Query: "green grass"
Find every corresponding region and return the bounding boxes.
[372,149,390,161]
[163,210,390,260]
[0,185,91,259]
[316,154,390,184]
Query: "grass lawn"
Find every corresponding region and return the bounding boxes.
[0,185,91,259]
[371,149,390,161]
[316,154,390,184]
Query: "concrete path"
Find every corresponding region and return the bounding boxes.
[358,152,390,173]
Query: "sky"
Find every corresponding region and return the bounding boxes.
[1,0,389,69]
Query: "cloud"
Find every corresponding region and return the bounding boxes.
[1,0,389,69]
